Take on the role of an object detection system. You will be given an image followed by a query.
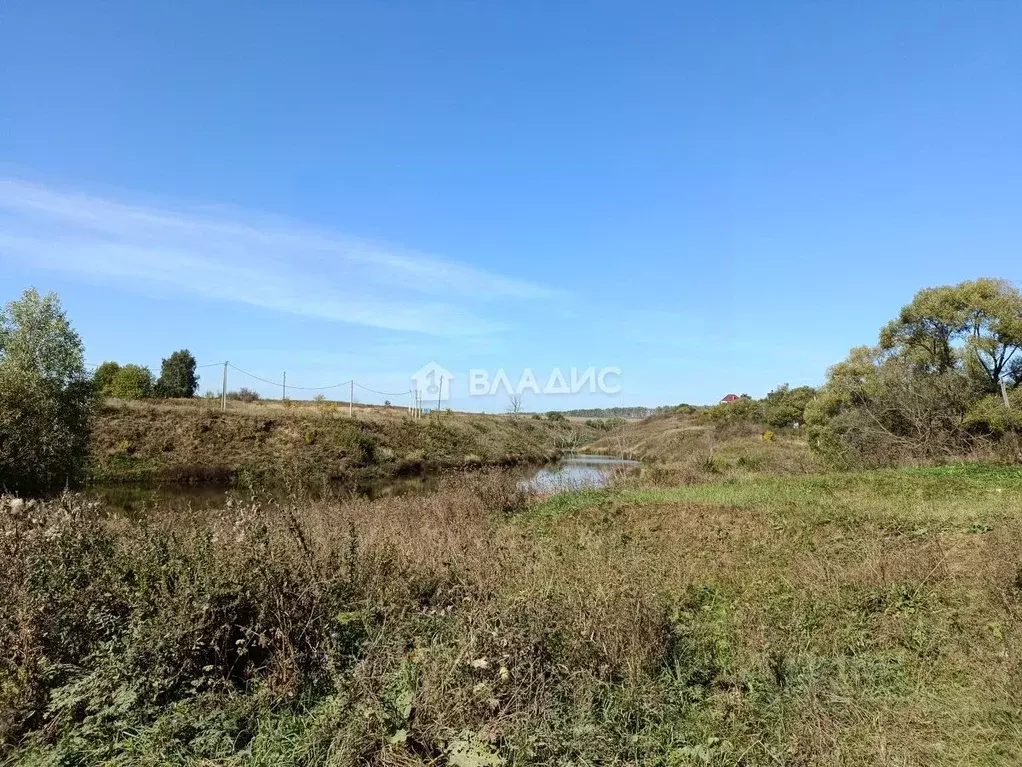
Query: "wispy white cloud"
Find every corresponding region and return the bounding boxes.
[0,178,564,335]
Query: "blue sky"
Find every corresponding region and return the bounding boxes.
[2,1,1020,410]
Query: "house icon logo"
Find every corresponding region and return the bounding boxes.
[411,361,453,402]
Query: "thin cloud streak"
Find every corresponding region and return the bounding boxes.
[0,178,563,335]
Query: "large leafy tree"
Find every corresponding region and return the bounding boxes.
[879,278,1022,391]
[879,284,967,374]
[155,349,198,398]
[0,288,94,494]
[957,278,1022,391]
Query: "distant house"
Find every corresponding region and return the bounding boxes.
[720,393,740,404]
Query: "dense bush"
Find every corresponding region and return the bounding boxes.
[227,387,260,403]
[0,289,94,494]
[107,363,155,399]
[705,394,760,425]
[808,278,1022,467]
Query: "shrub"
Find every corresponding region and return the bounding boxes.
[705,395,761,426]
[227,388,260,403]
[107,364,155,399]
[964,392,1022,438]
[762,384,816,428]
[0,289,94,493]
[546,411,567,422]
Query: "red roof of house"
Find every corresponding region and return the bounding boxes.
[720,393,740,403]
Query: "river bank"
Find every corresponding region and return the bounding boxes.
[89,399,606,485]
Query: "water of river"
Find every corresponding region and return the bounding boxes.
[522,454,641,493]
[89,454,642,514]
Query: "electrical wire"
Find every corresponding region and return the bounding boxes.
[354,382,414,397]
[85,359,410,400]
[228,363,352,391]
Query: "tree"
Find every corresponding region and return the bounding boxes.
[507,393,523,417]
[957,278,1022,392]
[879,278,1022,391]
[0,288,94,493]
[879,284,966,374]
[155,349,198,398]
[108,364,154,399]
[92,361,121,395]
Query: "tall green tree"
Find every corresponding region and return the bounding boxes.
[155,349,198,398]
[0,289,94,493]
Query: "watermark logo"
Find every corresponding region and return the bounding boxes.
[470,367,622,396]
[411,361,453,402]
[412,363,621,398]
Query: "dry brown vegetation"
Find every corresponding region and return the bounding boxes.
[90,397,598,485]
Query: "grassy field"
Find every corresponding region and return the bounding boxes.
[90,398,601,485]
[5,447,1022,764]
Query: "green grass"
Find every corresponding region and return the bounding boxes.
[538,462,1022,525]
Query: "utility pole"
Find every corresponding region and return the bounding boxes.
[437,376,443,412]
[221,361,228,411]
[349,380,354,417]
[1001,378,1012,409]
[282,371,287,403]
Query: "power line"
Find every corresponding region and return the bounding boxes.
[354,381,413,397]
[228,363,352,391]
[87,357,414,405]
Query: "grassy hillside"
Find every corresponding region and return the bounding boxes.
[581,411,822,479]
[90,398,599,484]
[6,463,1022,764]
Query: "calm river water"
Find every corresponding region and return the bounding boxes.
[90,454,641,513]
